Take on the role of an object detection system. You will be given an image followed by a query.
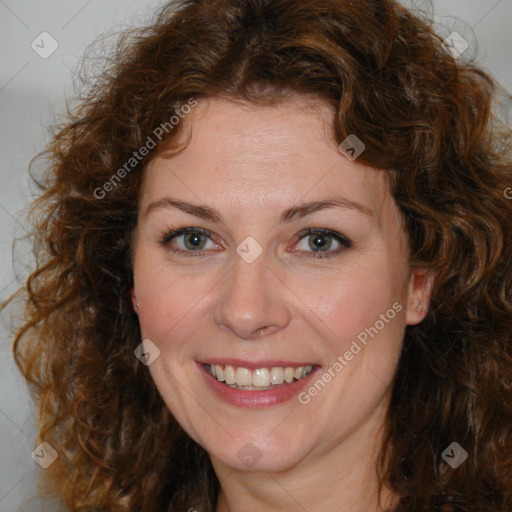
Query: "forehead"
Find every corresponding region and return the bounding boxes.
[140,96,398,227]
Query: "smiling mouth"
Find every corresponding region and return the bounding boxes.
[202,363,315,390]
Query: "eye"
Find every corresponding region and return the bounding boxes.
[159,226,351,260]
[291,228,351,259]
[159,227,220,257]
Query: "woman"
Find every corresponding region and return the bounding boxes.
[4,0,512,510]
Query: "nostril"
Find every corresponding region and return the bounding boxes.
[255,325,276,337]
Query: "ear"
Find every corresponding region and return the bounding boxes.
[405,268,434,325]
[130,288,138,315]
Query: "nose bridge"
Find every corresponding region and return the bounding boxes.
[213,250,291,340]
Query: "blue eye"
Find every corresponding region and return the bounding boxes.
[291,228,352,259]
[160,228,218,256]
[159,227,351,259]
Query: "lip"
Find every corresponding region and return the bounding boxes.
[196,361,321,408]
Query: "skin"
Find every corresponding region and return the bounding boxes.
[131,96,432,511]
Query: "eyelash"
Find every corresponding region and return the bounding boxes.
[159,227,352,260]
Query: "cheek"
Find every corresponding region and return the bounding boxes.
[290,256,407,352]
[133,236,409,364]
[133,257,211,349]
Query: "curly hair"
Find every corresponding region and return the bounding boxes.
[3,0,512,510]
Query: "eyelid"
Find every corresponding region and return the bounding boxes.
[159,227,222,256]
[288,227,352,259]
[159,226,352,259]
[159,226,215,246]
[294,227,352,248]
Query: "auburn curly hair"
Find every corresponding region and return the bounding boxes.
[2,0,511,510]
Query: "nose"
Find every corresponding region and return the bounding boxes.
[213,252,292,341]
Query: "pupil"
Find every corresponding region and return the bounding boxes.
[185,232,204,249]
[310,234,330,251]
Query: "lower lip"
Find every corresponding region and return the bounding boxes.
[197,362,321,408]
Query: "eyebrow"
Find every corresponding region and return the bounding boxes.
[143,196,373,223]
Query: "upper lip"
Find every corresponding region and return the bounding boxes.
[197,358,319,369]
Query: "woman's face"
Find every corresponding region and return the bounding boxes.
[132,96,428,474]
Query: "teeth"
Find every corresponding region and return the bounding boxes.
[270,367,285,385]
[208,364,314,388]
[284,367,295,383]
[253,368,270,387]
[224,365,236,384]
[236,367,253,386]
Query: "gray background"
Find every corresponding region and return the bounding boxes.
[1,0,511,510]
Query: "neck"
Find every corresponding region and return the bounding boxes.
[212,401,399,512]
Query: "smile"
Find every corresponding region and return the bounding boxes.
[203,363,315,390]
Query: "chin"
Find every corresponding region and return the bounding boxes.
[207,432,311,473]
